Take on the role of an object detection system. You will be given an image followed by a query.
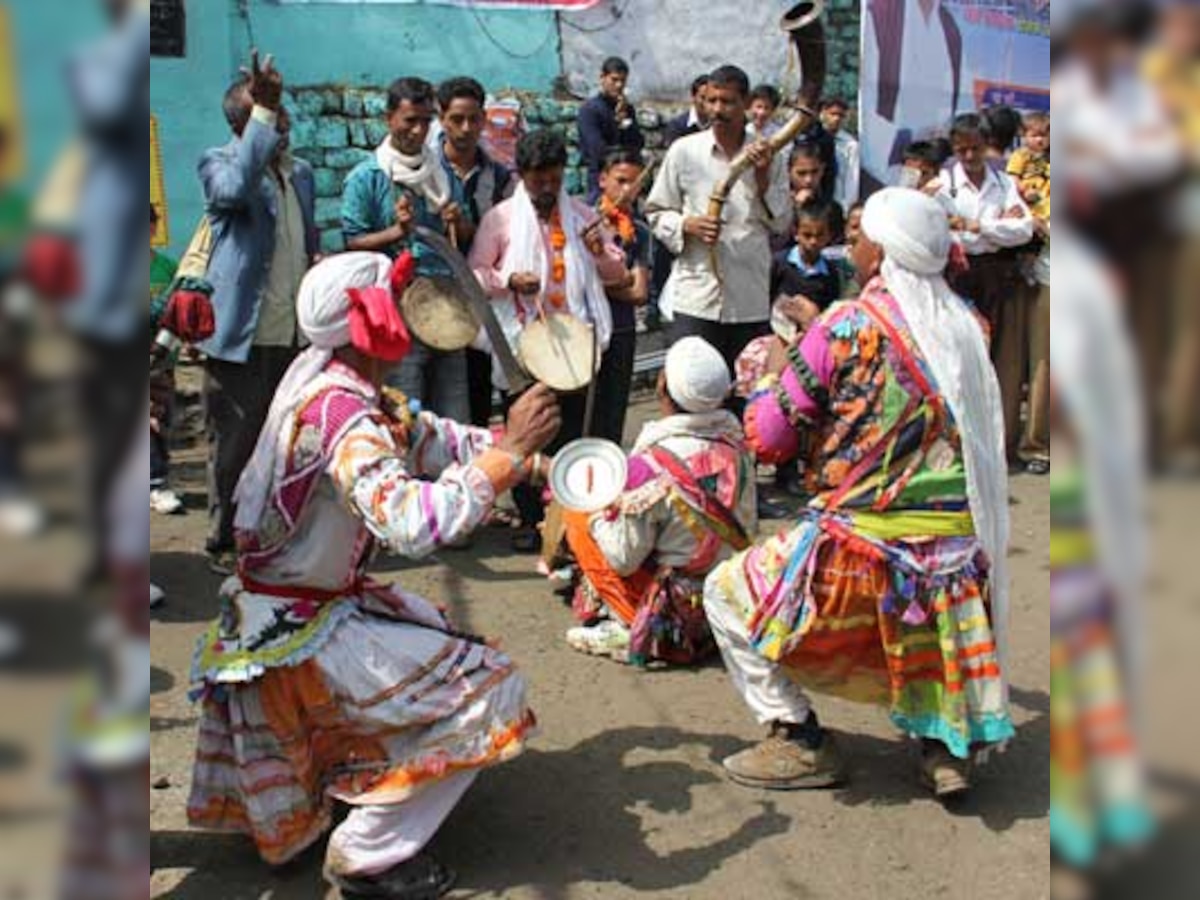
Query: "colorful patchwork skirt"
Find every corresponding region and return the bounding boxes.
[709,519,1014,759]
[1050,563,1153,866]
[187,580,534,866]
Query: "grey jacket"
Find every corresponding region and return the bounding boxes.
[196,113,317,364]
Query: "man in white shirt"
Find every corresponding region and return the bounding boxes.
[939,113,1034,461]
[646,65,791,379]
[820,98,860,212]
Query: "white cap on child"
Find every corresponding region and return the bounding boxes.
[665,337,732,414]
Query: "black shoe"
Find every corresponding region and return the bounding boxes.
[1024,459,1050,476]
[511,528,542,554]
[757,497,791,521]
[329,853,456,899]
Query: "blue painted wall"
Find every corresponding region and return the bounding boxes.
[9,0,560,257]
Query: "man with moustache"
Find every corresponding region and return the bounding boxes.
[646,65,791,377]
[470,130,630,551]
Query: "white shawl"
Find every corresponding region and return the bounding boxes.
[482,182,612,391]
[862,188,1012,693]
[375,137,452,210]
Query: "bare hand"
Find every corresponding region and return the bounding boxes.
[745,140,773,172]
[778,295,821,328]
[765,336,791,377]
[508,272,542,296]
[500,384,562,457]
[1001,205,1026,220]
[441,201,464,229]
[793,188,816,207]
[393,195,415,239]
[684,215,722,246]
[241,50,283,111]
[581,219,606,257]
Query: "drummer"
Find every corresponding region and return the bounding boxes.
[470,129,632,553]
[561,337,758,665]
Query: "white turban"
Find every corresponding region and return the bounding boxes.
[860,187,1012,699]
[297,252,394,349]
[861,187,951,276]
[665,337,731,413]
[235,252,394,533]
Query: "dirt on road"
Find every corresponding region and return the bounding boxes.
[150,391,1057,900]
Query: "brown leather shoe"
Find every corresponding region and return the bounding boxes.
[920,740,972,799]
[722,723,846,790]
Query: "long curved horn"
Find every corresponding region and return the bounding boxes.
[781,0,828,109]
[703,1,829,283]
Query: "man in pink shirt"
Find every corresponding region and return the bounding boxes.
[470,130,630,551]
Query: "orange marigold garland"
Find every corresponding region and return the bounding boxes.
[546,210,568,309]
[598,195,636,247]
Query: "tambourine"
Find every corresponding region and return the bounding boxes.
[517,313,598,393]
[400,276,481,352]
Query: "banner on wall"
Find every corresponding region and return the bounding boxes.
[859,0,1051,189]
[0,6,24,182]
[274,0,601,8]
[151,116,169,248]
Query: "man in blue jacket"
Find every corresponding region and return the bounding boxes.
[577,57,645,203]
[197,53,317,573]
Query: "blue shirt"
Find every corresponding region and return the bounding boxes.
[770,245,841,311]
[340,157,451,278]
[435,143,513,256]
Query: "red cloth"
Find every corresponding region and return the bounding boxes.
[22,233,81,302]
[160,290,216,342]
[348,286,412,362]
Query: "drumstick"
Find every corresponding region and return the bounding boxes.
[586,462,595,495]
[448,222,459,251]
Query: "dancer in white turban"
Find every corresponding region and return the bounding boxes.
[704,188,1014,798]
[187,251,561,899]
[561,336,758,665]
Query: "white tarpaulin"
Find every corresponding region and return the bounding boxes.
[274,0,602,8]
[560,0,801,101]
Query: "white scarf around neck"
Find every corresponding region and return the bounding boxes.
[376,137,452,210]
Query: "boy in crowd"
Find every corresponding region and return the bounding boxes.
[594,148,651,445]
[900,139,952,195]
[748,84,782,140]
[820,97,860,211]
[939,113,1034,462]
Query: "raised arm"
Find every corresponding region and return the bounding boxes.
[328,412,522,559]
[198,110,281,212]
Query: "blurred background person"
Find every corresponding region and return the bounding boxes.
[0,122,41,537]
[58,0,150,586]
[1054,0,1186,470]
[820,97,860,212]
[747,83,782,141]
[1049,223,1155,896]
[1142,0,1200,474]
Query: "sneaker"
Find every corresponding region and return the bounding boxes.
[722,720,846,790]
[0,496,44,538]
[566,619,631,662]
[150,488,184,515]
[1024,459,1050,477]
[920,739,972,798]
[149,584,165,609]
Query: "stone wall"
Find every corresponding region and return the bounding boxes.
[287,89,701,255]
